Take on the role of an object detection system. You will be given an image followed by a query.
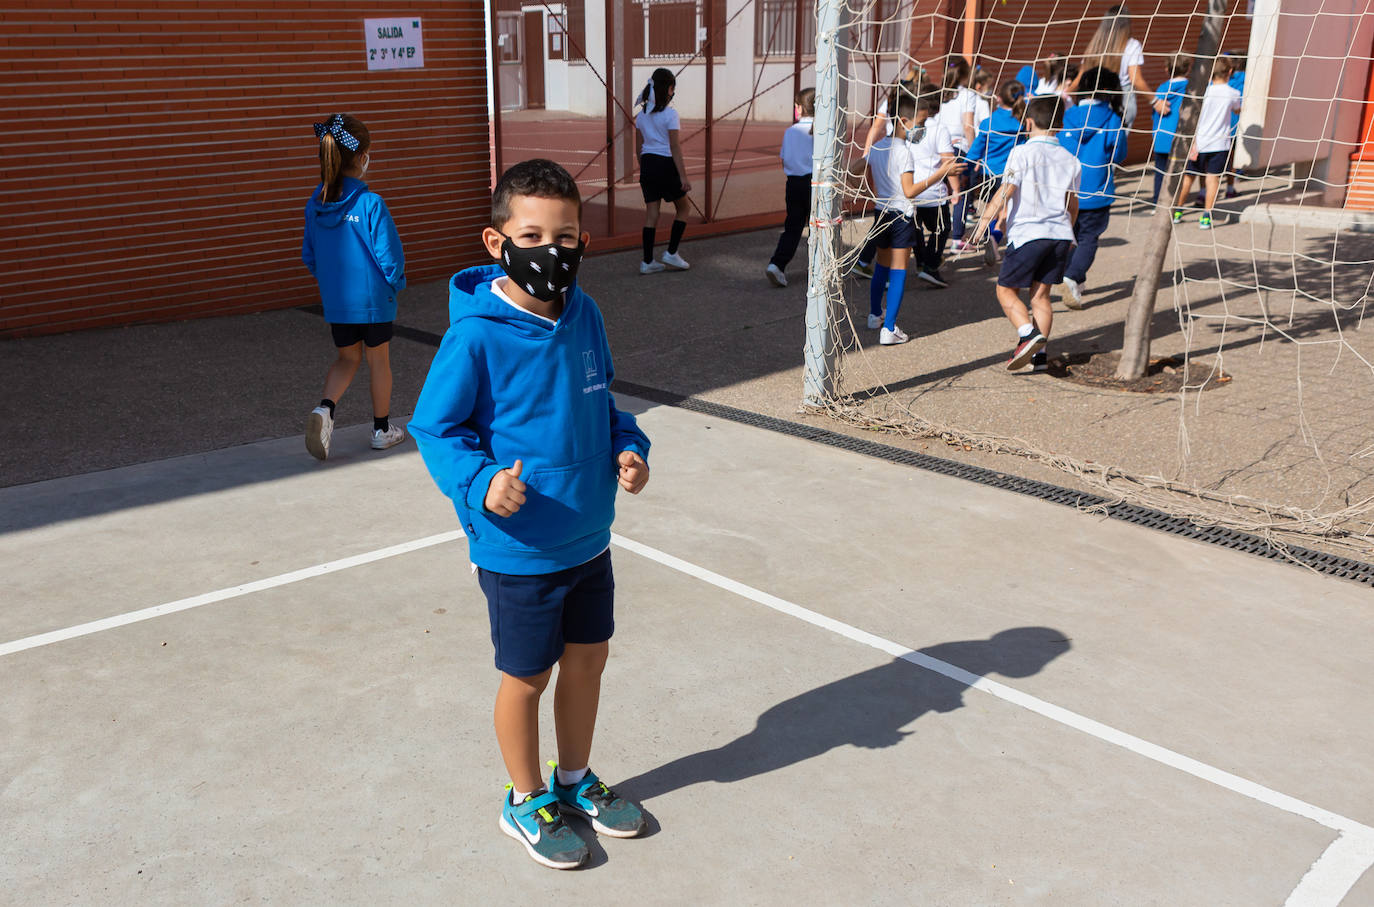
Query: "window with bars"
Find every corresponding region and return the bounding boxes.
[628,0,728,59]
[754,0,815,57]
[850,0,906,55]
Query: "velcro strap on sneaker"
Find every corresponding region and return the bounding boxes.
[515,791,559,818]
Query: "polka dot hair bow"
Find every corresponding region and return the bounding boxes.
[313,114,360,152]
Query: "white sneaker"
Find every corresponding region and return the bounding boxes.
[879,326,909,345]
[866,313,883,330]
[661,250,690,270]
[1063,277,1084,310]
[306,406,333,461]
[639,260,665,275]
[766,263,787,287]
[371,423,405,451]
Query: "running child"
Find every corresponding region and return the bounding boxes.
[409,159,651,870]
[1150,54,1190,204]
[910,86,959,288]
[766,87,815,288]
[855,71,918,279]
[301,113,406,460]
[1172,56,1241,230]
[967,79,1028,264]
[1057,66,1127,309]
[970,96,1080,373]
[636,67,691,273]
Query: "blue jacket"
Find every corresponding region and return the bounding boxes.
[1228,70,1245,132]
[408,265,650,575]
[1058,101,1127,210]
[301,176,405,324]
[1152,77,1188,154]
[968,109,1025,178]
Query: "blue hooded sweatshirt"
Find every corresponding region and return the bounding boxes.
[1152,76,1188,154]
[968,109,1026,178]
[301,176,405,324]
[1057,101,1128,210]
[408,264,650,575]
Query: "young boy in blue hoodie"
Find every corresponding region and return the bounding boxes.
[1150,55,1191,204]
[1056,66,1128,309]
[408,159,651,870]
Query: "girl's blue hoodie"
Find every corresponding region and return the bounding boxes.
[1057,101,1128,210]
[1152,76,1189,154]
[968,108,1025,178]
[408,264,650,575]
[301,176,406,324]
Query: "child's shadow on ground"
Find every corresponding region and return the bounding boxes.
[616,627,1070,803]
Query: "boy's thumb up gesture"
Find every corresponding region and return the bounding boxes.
[485,459,527,517]
[618,450,649,494]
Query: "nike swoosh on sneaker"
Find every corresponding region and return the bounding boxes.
[513,815,541,845]
[576,799,599,818]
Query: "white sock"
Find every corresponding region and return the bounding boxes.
[1017,322,1034,338]
[556,765,589,787]
[511,788,531,805]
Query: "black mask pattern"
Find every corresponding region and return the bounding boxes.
[498,233,585,302]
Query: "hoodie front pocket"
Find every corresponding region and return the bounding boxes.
[479,453,617,552]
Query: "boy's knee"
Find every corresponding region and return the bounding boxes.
[337,342,364,363]
[559,641,608,676]
[501,667,552,696]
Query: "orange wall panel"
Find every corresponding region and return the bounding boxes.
[2,2,493,338]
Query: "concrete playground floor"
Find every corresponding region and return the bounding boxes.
[4,396,1374,904]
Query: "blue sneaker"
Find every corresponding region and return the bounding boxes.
[548,762,646,838]
[499,786,589,869]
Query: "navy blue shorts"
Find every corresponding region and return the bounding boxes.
[999,238,1072,288]
[873,208,917,250]
[1187,149,1228,175]
[477,549,615,677]
[330,321,393,348]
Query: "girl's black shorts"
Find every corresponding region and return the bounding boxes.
[639,153,686,203]
[330,321,394,348]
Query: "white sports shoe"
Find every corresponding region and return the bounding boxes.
[1063,277,1084,310]
[866,313,883,330]
[639,260,665,275]
[305,406,333,461]
[371,423,405,451]
[766,263,787,287]
[879,326,909,345]
[661,250,690,270]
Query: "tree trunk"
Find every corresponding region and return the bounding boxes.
[1115,0,1228,380]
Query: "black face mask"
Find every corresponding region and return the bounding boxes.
[497,233,585,302]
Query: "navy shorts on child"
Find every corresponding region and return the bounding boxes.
[1187,149,1229,175]
[999,238,1072,288]
[873,208,918,250]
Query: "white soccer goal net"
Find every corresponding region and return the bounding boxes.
[803,0,1374,558]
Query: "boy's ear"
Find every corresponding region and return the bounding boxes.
[580,230,591,250]
[482,226,504,261]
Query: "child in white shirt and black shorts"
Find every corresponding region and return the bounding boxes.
[1172,57,1242,231]
[971,96,1080,372]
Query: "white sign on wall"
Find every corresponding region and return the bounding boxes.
[364,17,424,70]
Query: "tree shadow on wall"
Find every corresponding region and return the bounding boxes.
[616,626,1071,803]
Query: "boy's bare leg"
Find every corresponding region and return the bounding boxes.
[889,246,910,271]
[1203,173,1221,211]
[996,284,1031,330]
[553,641,609,774]
[364,341,392,419]
[322,341,363,403]
[1029,282,1054,336]
[1174,173,1195,208]
[495,668,552,794]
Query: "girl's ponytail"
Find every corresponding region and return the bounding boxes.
[998,79,1027,119]
[313,113,371,203]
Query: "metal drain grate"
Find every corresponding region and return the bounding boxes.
[611,380,1374,588]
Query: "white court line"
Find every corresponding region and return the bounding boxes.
[0,531,462,658]
[4,529,1372,902]
[610,533,1374,907]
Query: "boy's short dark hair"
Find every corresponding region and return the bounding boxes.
[1024,95,1063,131]
[1170,54,1192,78]
[915,83,941,116]
[491,159,582,229]
[894,91,918,122]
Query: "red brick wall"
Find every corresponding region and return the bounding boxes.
[2,1,493,337]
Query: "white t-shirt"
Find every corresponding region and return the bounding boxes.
[974,95,992,129]
[780,118,814,176]
[1003,136,1081,247]
[1119,38,1145,92]
[877,97,895,137]
[936,86,978,149]
[636,106,680,157]
[1195,82,1243,153]
[910,120,955,207]
[868,136,914,217]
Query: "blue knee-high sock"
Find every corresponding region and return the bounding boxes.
[870,264,891,317]
[884,268,908,331]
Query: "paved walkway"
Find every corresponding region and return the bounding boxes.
[3,396,1372,904]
